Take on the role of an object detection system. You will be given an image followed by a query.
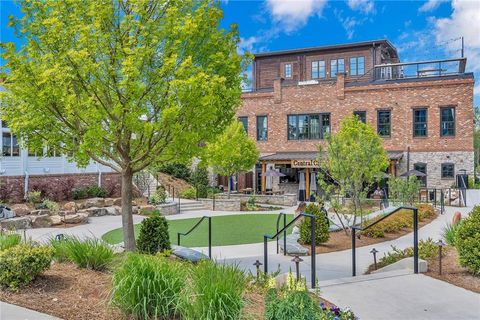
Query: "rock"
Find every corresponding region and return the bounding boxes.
[30,209,51,216]
[31,214,53,228]
[0,206,15,219]
[105,206,121,216]
[112,198,122,206]
[104,198,115,207]
[132,206,139,215]
[49,215,63,226]
[58,210,75,216]
[279,233,309,256]
[85,207,108,217]
[85,197,105,208]
[139,205,156,215]
[62,213,89,224]
[171,245,208,263]
[63,201,77,212]
[11,204,31,217]
[0,216,32,230]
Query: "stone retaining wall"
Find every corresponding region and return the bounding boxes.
[157,202,179,215]
[215,193,297,206]
[199,198,241,211]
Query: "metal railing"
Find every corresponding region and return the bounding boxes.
[177,215,212,259]
[264,213,316,288]
[351,206,418,276]
[275,212,287,255]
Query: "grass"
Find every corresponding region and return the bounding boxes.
[0,233,21,251]
[102,213,293,247]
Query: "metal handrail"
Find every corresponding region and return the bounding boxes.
[351,206,418,276]
[264,212,316,288]
[276,212,287,255]
[177,215,212,258]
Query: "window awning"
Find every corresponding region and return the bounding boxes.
[259,151,403,161]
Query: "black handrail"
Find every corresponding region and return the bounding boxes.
[177,215,212,259]
[276,212,287,255]
[351,206,418,276]
[264,212,316,288]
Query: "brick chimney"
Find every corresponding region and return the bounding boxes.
[273,77,283,104]
[336,72,346,100]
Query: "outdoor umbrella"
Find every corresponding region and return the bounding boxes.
[298,171,306,201]
[261,169,286,177]
[400,169,427,177]
[310,171,317,201]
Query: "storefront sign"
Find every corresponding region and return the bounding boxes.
[291,159,319,168]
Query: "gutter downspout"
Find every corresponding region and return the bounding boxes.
[24,171,29,200]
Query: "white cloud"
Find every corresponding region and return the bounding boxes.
[347,0,375,14]
[418,0,442,12]
[334,9,367,40]
[266,0,327,33]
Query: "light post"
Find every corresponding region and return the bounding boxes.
[370,248,379,270]
[253,260,262,280]
[292,255,304,281]
[435,240,446,275]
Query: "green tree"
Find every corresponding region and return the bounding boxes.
[0,0,246,251]
[319,115,389,229]
[388,175,421,206]
[206,121,259,197]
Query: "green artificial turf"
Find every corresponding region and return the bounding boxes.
[102,213,293,247]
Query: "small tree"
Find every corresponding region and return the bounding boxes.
[319,116,389,232]
[206,121,259,198]
[388,176,421,206]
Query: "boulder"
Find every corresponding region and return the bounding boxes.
[112,198,122,206]
[139,205,156,215]
[63,201,77,212]
[0,206,15,219]
[85,197,105,208]
[105,206,121,216]
[31,214,53,228]
[104,198,115,207]
[30,209,51,216]
[85,207,108,217]
[62,213,89,224]
[0,216,32,230]
[171,245,208,263]
[58,210,75,216]
[49,215,63,226]
[132,206,139,215]
[11,204,31,217]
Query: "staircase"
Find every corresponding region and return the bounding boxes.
[179,200,207,212]
[133,171,159,198]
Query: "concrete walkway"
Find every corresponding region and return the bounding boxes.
[0,301,60,320]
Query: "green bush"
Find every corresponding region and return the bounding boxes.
[455,206,480,274]
[149,188,167,205]
[72,185,107,200]
[186,260,247,320]
[0,244,53,289]
[0,233,21,251]
[158,163,191,180]
[265,288,321,320]
[42,199,59,213]
[377,238,440,269]
[111,253,186,320]
[62,237,114,271]
[137,215,170,254]
[26,190,42,204]
[189,167,209,198]
[180,186,197,199]
[49,237,71,262]
[443,222,462,246]
[207,187,222,198]
[299,203,330,245]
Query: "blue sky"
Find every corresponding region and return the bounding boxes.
[1,0,479,104]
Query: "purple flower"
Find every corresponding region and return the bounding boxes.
[330,305,341,316]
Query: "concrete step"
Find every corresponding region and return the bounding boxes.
[315,269,411,289]
[179,201,206,212]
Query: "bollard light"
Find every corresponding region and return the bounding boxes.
[253,260,263,279]
[435,240,446,275]
[370,248,379,270]
[291,255,304,281]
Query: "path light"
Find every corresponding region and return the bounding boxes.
[435,240,446,275]
[370,248,379,270]
[55,234,65,241]
[292,255,304,281]
[253,260,262,279]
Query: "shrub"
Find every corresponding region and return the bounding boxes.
[443,222,462,246]
[455,206,480,275]
[0,233,21,251]
[62,237,114,271]
[111,253,186,320]
[363,209,413,238]
[42,199,59,213]
[377,238,440,269]
[29,178,75,201]
[49,237,71,263]
[207,186,222,198]
[149,188,167,205]
[417,204,436,220]
[137,215,170,254]
[189,167,209,198]
[265,289,321,320]
[26,190,42,204]
[299,203,330,245]
[0,244,53,289]
[186,260,247,320]
[180,186,196,199]
[158,163,191,180]
[72,185,107,200]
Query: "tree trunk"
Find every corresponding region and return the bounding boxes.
[121,167,136,251]
[227,176,231,199]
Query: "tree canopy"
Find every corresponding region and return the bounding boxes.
[0,0,247,250]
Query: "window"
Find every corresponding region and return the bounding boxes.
[350,56,365,76]
[440,107,455,136]
[353,111,366,124]
[257,116,268,141]
[413,108,428,137]
[330,58,345,77]
[238,116,248,132]
[414,163,427,187]
[377,110,391,137]
[2,132,19,157]
[284,64,292,78]
[311,60,325,79]
[287,114,330,140]
[441,163,455,179]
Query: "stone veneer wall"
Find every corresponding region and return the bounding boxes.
[215,193,297,206]
[199,198,241,211]
[396,151,474,189]
[157,202,179,215]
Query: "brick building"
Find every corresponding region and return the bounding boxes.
[234,39,474,198]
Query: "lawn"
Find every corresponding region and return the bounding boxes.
[102,213,294,247]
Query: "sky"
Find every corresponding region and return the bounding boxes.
[1,0,479,104]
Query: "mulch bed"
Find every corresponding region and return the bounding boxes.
[0,263,122,320]
[425,248,480,293]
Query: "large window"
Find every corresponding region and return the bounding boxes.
[238,116,248,132]
[377,110,391,137]
[440,106,455,137]
[257,116,268,141]
[413,108,428,137]
[330,59,345,77]
[311,60,325,79]
[414,162,427,187]
[353,111,366,124]
[441,163,455,179]
[284,64,292,78]
[287,114,330,140]
[2,132,19,157]
[350,56,365,76]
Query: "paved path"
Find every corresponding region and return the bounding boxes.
[0,301,60,320]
